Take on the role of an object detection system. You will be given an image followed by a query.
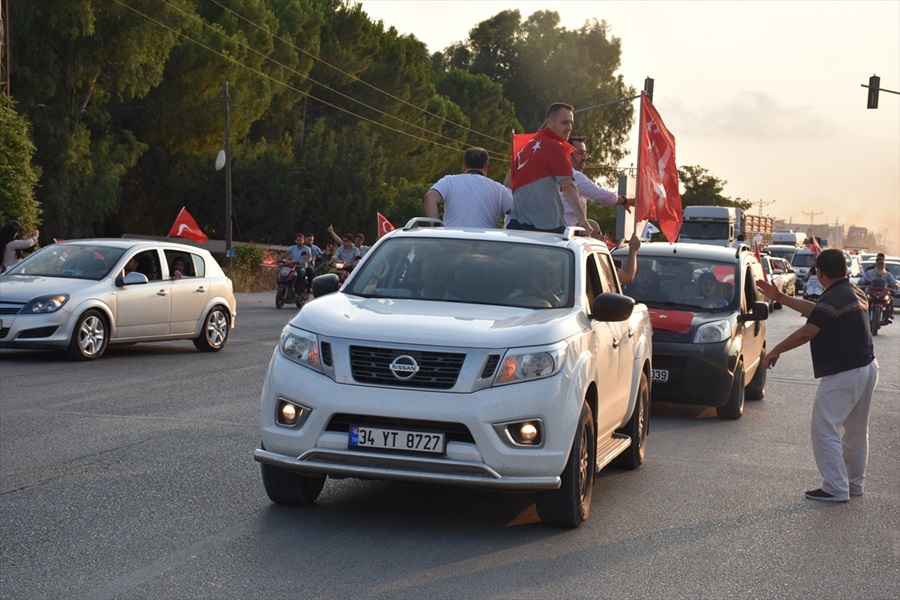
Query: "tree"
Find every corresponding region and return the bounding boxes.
[678,165,750,210]
[0,98,42,229]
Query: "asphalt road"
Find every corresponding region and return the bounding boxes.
[1,293,898,599]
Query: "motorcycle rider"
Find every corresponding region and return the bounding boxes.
[283,233,313,294]
[859,254,898,323]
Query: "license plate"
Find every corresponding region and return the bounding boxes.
[349,425,445,455]
[652,368,669,383]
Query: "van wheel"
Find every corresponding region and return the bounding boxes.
[193,306,229,352]
[261,464,325,505]
[66,309,108,360]
[535,402,595,528]
[746,351,767,400]
[717,360,745,419]
[612,372,650,469]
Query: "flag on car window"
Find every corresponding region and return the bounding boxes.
[636,94,682,243]
[510,130,574,191]
[377,212,395,238]
[167,207,208,243]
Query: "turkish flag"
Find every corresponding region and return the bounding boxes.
[261,255,276,266]
[636,94,682,243]
[510,129,574,191]
[648,309,695,335]
[377,212,395,238]
[807,237,821,254]
[167,207,208,243]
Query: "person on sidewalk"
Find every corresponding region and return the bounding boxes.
[756,248,878,502]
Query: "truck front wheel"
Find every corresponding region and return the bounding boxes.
[535,402,595,528]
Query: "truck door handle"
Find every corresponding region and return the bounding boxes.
[628,329,634,338]
[157,289,168,297]
[612,337,620,349]
[195,286,206,293]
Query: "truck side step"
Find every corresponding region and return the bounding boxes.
[596,433,632,470]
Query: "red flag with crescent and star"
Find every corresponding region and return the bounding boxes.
[648,309,695,335]
[167,207,208,243]
[377,212,395,239]
[510,128,574,191]
[636,94,682,243]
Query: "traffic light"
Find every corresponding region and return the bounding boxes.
[867,75,880,109]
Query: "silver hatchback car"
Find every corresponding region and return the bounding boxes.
[0,239,236,360]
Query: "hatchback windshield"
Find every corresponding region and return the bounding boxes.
[622,256,737,311]
[346,238,574,308]
[4,243,125,281]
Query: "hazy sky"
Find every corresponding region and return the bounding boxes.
[360,0,900,253]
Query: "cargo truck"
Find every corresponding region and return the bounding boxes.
[678,206,773,247]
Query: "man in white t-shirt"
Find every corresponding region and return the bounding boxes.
[562,136,634,228]
[424,147,513,228]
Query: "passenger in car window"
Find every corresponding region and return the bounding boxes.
[171,255,187,279]
[419,257,458,300]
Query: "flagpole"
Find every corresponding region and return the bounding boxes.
[633,93,645,240]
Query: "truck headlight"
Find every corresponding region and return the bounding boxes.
[280,327,322,372]
[693,319,732,344]
[493,344,566,386]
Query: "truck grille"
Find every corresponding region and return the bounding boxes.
[349,345,465,389]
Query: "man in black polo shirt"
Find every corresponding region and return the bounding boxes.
[757,249,878,502]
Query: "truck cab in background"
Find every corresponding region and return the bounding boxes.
[678,206,741,247]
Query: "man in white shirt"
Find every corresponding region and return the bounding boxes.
[424,147,513,228]
[562,136,634,228]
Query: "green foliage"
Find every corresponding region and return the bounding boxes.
[678,165,750,210]
[229,244,275,292]
[0,98,42,228]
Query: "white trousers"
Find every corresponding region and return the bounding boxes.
[811,360,879,499]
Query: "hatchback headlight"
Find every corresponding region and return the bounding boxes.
[693,319,732,343]
[280,328,321,372]
[493,344,566,386]
[23,294,69,314]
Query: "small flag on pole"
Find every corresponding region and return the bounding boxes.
[377,213,395,238]
[168,207,208,243]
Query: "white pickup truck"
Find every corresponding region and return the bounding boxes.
[254,220,653,527]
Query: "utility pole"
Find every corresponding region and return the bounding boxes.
[223,81,233,271]
[750,198,776,216]
[803,210,823,226]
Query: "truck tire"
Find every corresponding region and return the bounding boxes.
[261,463,326,505]
[612,372,650,469]
[535,402,595,528]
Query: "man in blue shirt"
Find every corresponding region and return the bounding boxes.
[284,233,312,292]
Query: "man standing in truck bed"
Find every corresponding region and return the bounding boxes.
[506,103,598,236]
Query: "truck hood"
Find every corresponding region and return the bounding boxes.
[291,293,583,348]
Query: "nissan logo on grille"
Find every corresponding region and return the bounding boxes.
[389,355,419,380]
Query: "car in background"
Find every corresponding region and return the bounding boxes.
[844,251,863,285]
[0,239,236,360]
[790,248,817,292]
[860,258,900,279]
[762,244,798,264]
[614,242,769,419]
[759,255,794,310]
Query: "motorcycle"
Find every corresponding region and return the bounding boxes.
[275,260,308,309]
[803,274,824,302]
[864,278,893,336]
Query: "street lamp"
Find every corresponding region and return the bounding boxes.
[216,81,233,270]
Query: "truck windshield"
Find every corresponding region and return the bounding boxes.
[679,221,729,240]
[345,237,575,308]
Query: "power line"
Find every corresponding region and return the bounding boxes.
[156,0,507,159]
[207,0,510,149]
[113,0,488,159]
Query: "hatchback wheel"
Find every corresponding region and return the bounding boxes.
[193,306,229,352]
[67,309,108,360]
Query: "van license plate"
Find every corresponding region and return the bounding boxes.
[349,425,445,455]
[652,369,669,383]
